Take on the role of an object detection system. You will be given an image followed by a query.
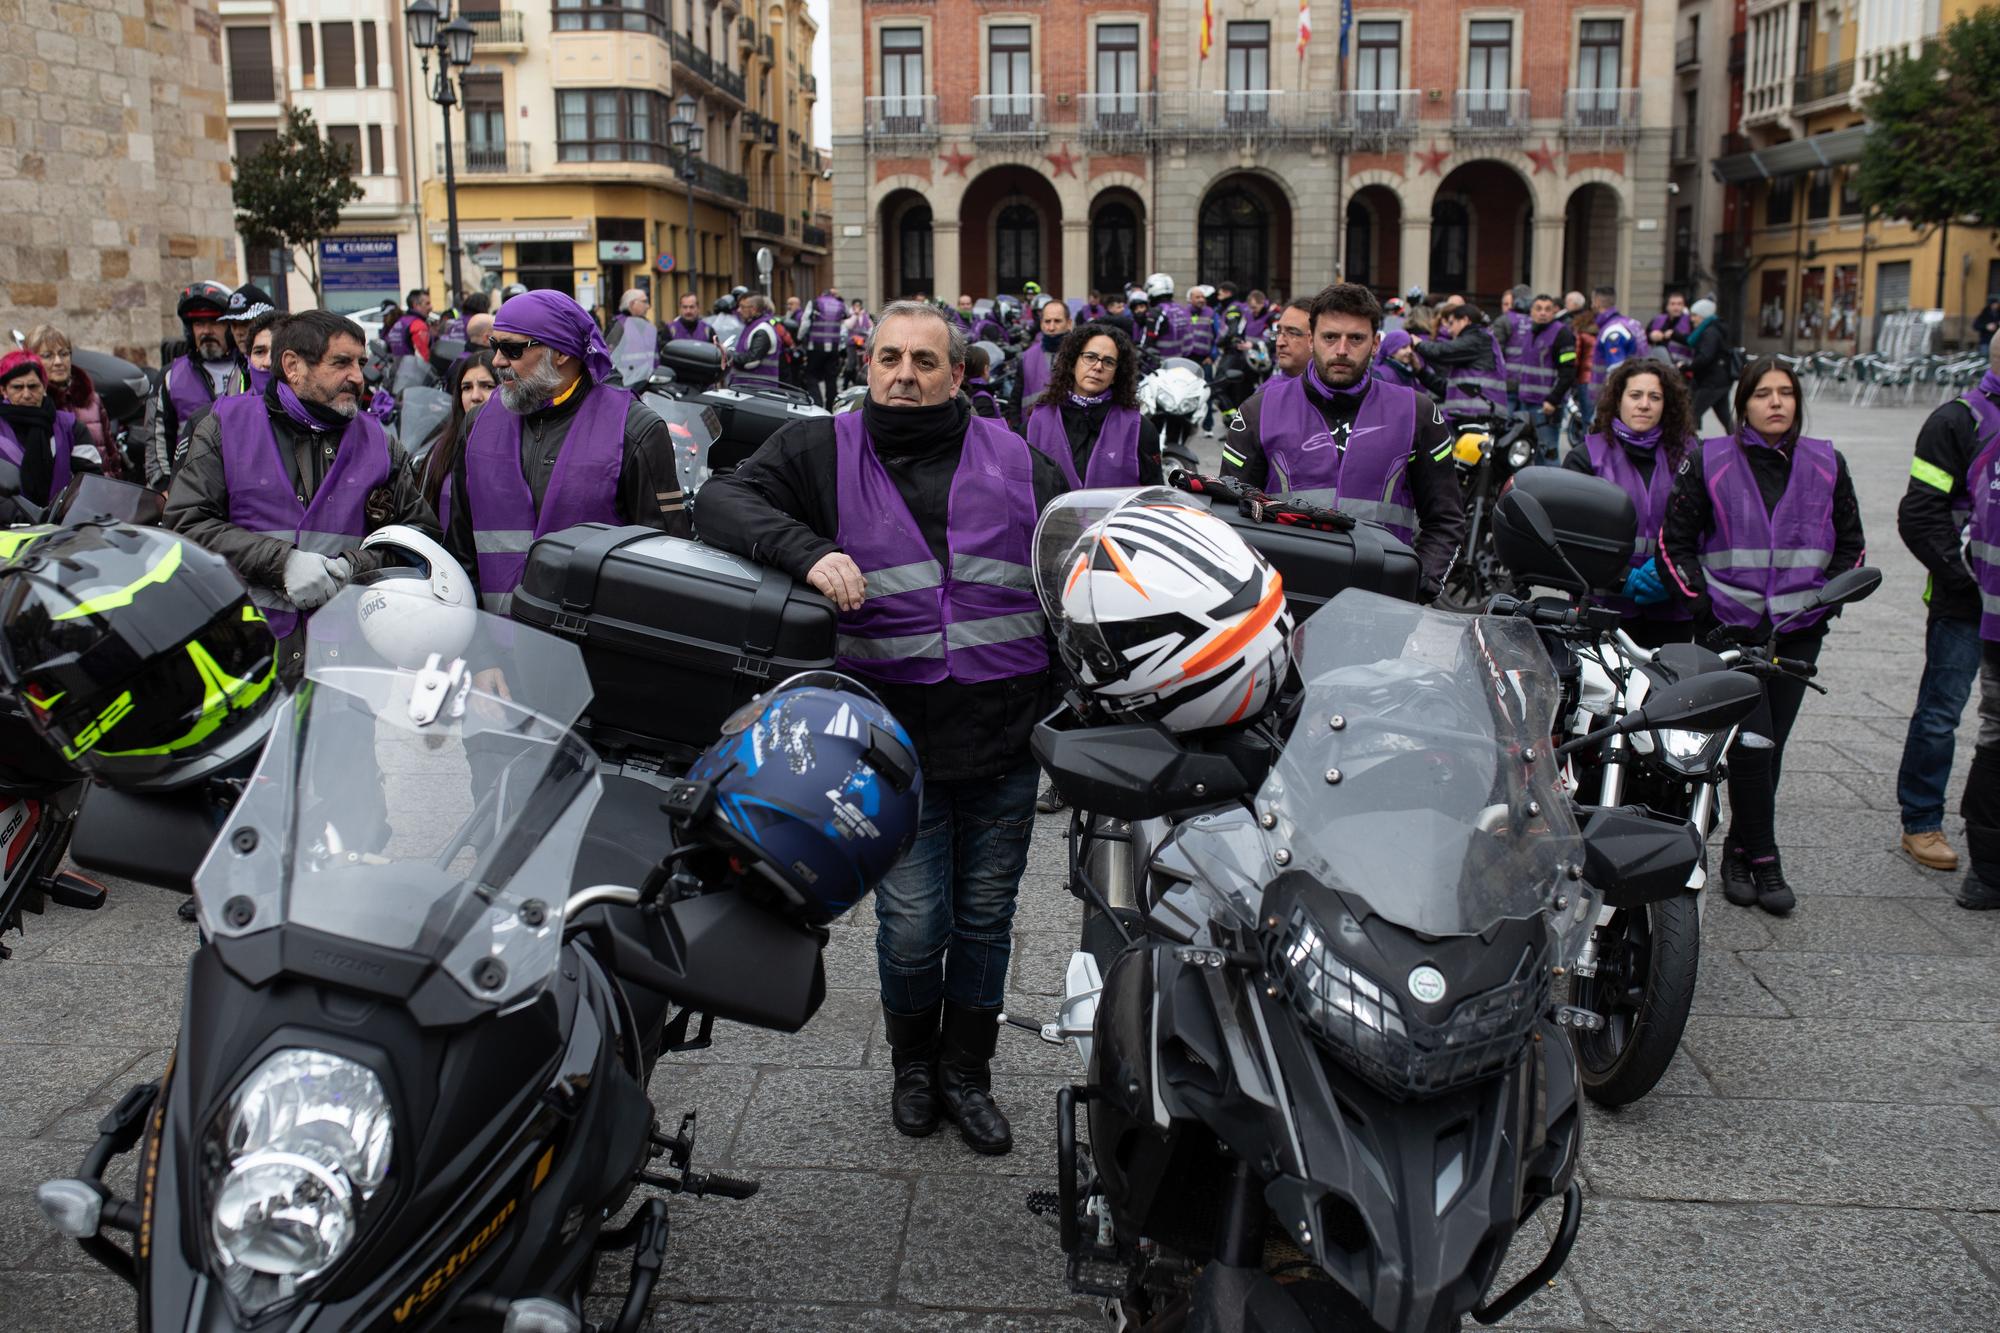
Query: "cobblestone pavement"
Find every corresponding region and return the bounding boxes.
[1,398,1995,1331]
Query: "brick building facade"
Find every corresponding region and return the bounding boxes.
[832,0,1676,313]
[2,0,240,363]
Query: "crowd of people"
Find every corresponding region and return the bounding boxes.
[3,263,1996,1156]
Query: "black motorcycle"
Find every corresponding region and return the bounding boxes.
[1431,411,1537,614]
[35,588,847,1332]
[1022,585,1744,1331]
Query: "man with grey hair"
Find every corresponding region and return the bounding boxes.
[695,300,1067,1155]
[729,293,785,388]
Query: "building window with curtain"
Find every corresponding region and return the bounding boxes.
[1465,19,1513,124]
[225,26,275,102]
[1225,21,1270,124]
[1354,20,1402,127]
[879,28,925,130]
[557,88,672,164]
[1576,19,1623,123]
[986,25,1032,130]
[1095,23,1139,122]
[552,0,669,39]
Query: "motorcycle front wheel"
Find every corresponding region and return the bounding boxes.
[1569,894,1701,1107]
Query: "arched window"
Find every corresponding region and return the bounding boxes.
[1345,197,1374,288]
[1199,188,1269,291]
[996,203,1040,295]
[897,203,933,298]
[1429,198,1470,295]
[1091,203,1138,294]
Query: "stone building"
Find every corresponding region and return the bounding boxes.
[2,0,239,363]
[832,0,1677,313]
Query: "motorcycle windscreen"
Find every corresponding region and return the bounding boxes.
[396,387,451,464]
[615,344,657,388]
[392,355,436,393]
[193,586,604,1009]
[641,395,723,498]
[1259,589,1592,949]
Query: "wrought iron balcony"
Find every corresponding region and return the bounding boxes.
[1675,35,1698,69]
[1793,59,1854,108]
[972,93,1044,142]
[1453,89,1529,135]
[441,140,531,174]
[466,9,524,48]
[1077,92,1150,148]
[690,159,748,201]
[1342,88,1421,137]
[742,109,777,145]
[747,207,785,237]
[802,223,829,248]
[1563,88,1641,136]
[1149,89,1341,142]
[737,15,753,46]
[716,65,744,102]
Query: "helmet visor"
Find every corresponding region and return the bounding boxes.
[1032,486,1197,681]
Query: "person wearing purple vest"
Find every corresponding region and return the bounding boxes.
[1902,337,2000,906]
[1514,294,1580,464]
[1014,299,1071,423]
[1563,360,1698,643]
[728,294,785,390]
[1371,328,1447,399]
[1646,291,1695,377]
[1024,323,1153,489]
[802,287,849,409]
[148,279,246,491]
[693,299,1069,1156]
[0,352,89,507]
[1661,356,1865,915]
[440,290,690,615]
[665,291,719,346]
[1422,302,1511,422]
[163,310,437,675]
[606,288,660,386]
[1222,283,1465,598]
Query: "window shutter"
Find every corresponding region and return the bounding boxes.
[321,22,356,89]
[226,27,275,102]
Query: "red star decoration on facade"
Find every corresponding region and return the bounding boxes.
[1526,140,1561,175]
[1416,142,1452,176]
[1046,143,1080,177]
[940,145,975,177]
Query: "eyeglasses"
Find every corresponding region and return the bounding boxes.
[490,336,540,360]
[1078,351,1119,369]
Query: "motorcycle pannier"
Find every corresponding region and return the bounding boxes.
[1500,467,1638,595]
[1213,508,1423,612]
[511,525,837,751]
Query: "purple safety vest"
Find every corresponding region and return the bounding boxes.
[1584,432,1693,622]
[831,410,1048,686]
[463,380,631,611]
[1253,374,1420,541]
[1649,313,1693,370]
[1020,342,1053,404]
[385,315,419,358]
[1958,387,2000,639]
[0,410,78,505]
[732,318,782,387]
[807,294,846,350]
[1149,303,1192,358]
[1499,311,1532,384]
[165,356,223,430]
[1025,403,1143,489]
[214,394,389,638]
[1513,321,1567,408]
[1442,329,1509,419]
[667,317,717,344]
[1697,432,1839,631]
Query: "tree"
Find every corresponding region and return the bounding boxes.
[231,108,366,306]
[1857,8,2000,233]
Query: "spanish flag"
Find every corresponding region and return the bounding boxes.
[1200,0,1213,59]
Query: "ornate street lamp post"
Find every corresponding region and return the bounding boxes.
[406,0,476,305]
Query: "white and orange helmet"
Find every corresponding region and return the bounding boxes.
[1033,488,1292,733]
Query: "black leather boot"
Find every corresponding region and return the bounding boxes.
[883,1002,943,1138]
[938,1003,1012,1155]
[1720,843,1757,908]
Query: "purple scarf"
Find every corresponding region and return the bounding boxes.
[1305,359,1372,401]
[493,289,616,384]
[1611,419,1664,452]
[275,381,342,433]
[1980,370,2000,401]
[1067,388,1112,408]
[1738,424,1794,453]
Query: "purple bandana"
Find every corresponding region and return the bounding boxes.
[1611,419,1664,452]
[494,289,615,384]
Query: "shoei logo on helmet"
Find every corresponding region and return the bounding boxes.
[1407,965,1448,1004]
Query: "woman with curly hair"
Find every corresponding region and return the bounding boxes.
[1563,357,1699,644]
[1023,322,1154,488]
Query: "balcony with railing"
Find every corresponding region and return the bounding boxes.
[466,9,525,49]
[746,207,785,237]
[1077,92,1149,147]
[669,32,744,102]
[1675,35,1698,69]
[972,93,1045,142]
[863,95,936,145]
[800,72,816,96]
[737,15,753,47]
[441,140,532,174]
[1343,88,1421,136]
[741,109,777,145]
[1563,87,1641,137]
[1670,121,1700,164]
[1792,59,1854,110]
[802,222,829,248]
[1170,89,1339,139]
[757,34,773,61]
[1452,88,1530,136]
[690,159,748,201]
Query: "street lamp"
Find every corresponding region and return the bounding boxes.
[406,0,476,311]
[668,95,705,302]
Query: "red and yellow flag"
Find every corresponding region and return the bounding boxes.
[1200,0,1213,59]
[1298,0,1312,57]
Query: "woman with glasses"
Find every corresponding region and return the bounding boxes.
[1023,322,1152,489]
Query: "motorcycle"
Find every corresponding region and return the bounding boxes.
[1137,356,1210,472]
[638,341,830,478]
[1018,498,1742,1329]
[1488,478,1881,1106]
[1431,411,1537,614]
[36,586,853,1331]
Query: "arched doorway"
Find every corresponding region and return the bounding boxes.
[1345,185,1401,297]
[1563,183,1622,296]
[1198,173,1291,296]
[878,189,933,300]
[1090,189,1145,295]
[1429,161,1534,308]
[958,166,1065,296]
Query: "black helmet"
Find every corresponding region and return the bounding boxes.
[730,285,751,300]
[0,525,278,791]
[713,294,738,314]
[177,279,238,359]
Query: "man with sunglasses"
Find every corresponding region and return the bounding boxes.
[442,290,690,614]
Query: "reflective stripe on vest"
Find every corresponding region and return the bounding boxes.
[1443,330,1509,417]
[1697,432,1839,631]
[1255,375,1421,543]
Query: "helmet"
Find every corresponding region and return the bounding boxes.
[218,282,276,325]
[1034,490,1291,733]
[1385,297,1407,315]
[1144,273,1176,301]
[730,285,752,300]
[351,526,477,669]
[1021,280,1042,297]
[713,294,737,314]
[1405,285,1427,305]
[679,672,922,925]
[177,279,233,323]
[1126,289,1149,307]
[0,524,277,791]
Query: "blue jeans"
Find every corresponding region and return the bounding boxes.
[1897,615,1982,832]
[875,760,1039,1012]
[1531,413,1563,466]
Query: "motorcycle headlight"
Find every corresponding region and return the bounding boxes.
[1655,726,1729,776]
[207,1050,394,1311]
[1507,438,1533,469]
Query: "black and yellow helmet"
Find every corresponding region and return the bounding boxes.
[0,524,277,791]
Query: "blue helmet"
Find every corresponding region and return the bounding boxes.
[681,673,922,925]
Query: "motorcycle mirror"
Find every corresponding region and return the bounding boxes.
[1773,565,1881,631]
[0,457,21,497]
[1619,669,1764,736]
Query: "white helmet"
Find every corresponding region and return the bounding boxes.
[1034,489,1291,734]
[353,525,478,669]
[1144,273,1176,301]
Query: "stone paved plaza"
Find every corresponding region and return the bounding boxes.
[1,396,1996,1331]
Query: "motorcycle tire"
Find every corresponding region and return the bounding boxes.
[1570,894,1701,1108]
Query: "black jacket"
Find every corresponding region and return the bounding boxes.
[1562,436,1698,616]
[1688,320,1734,393]
[691,401,1069,781]
[1659,433,1866,640]
[1896,387,1999,623]
[1218,374,1465,596]
[0,403,91,506]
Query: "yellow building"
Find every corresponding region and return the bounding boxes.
[1718,0,2000,354]
[412,0,831,317]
